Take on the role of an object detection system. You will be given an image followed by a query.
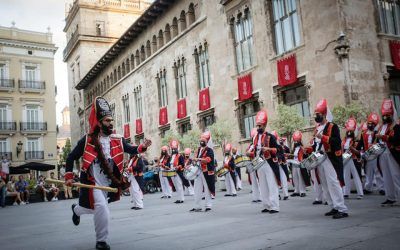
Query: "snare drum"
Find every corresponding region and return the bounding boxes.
[363,143,386,161]
[216,166,229,177]
[286,159,301,168]
[301,152,327,171]
[183,163,201,180]
[342,152,352,165]
[250,156,265,172]
[162,170,177,177]
[234,155,251,168]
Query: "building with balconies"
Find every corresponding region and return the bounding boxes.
[0,24,57,171]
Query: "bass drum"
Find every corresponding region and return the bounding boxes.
[184,163,201,181]
[342,152,352,165]
[301,152,327,171]
[234,155,251,168]
[216,166,229,177]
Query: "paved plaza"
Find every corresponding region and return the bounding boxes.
[1,183,399,250]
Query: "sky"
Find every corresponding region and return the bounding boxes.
[0,0,69,126]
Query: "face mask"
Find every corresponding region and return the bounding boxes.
[200,141,206,147]
[314,114,324,123]
[382,116,393,124]
[367,124,375,131]
[185,155,189,159]
[346,131,354,138]
[225,152,230,156]
[101,123,113,136]
[171,149,178,154]
[161,151,167,156]
[257,128,264,134]
[294,142,301,148]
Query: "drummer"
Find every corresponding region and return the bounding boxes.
[231,147,243,191]
[158,146,172,199]
[247,128,261,203]
[223,143,237,197]
[169,140,185,204]
[272,131,290,200]
[308,99,348,219]
[190,132,215,212]
[183,148,195,195]
[290,131,311,198]
[342,118,364,199]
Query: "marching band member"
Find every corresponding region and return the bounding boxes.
[247,110,280,214]
[223,143,237,197]
[65,97,151,250]
[272,131,290,200]
[158,146,172,199]
[376,99,400,206]
[169,140,185,204]
[356,113,385,195]
[183,148,195,195]
[342,118,364,199]
[127,153,145,210]
[291,131,311,198]
[309,99,348,219]
[248,128,261,203]
[190,132,215,212]
[232,147,243,191]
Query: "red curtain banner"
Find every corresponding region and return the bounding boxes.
[238,73,253,101]
[177,98,187,119]
[159,107,168,126]
[123,123,130,139]
[199,87,211,111]
[390,40,400,70]
[277,54,298,87]
[135,119,143,135]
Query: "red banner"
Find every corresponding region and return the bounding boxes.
[277,54,297,87]
[199,88,211,111]
[123,123,130,139]
[159,107,168,126]
[135,119,143,135]
[390,40,400,70]
[177,98,187,119]
[238,73,253,101]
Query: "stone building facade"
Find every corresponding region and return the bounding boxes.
[72,0,400,157]
[0,24,58,171]
[63,0,151,147]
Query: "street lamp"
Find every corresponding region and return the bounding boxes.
[16,141,23,158]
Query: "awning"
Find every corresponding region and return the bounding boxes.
[9,167,31,175]
[14,162,56,172]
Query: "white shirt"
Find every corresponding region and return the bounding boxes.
[99,136,111,159]
[256,134,262,156]
[315,123,327,152]
[294,146,300,161]
[170,154,176,170]
[344,138,351,150]
[1,160,10,174]
[379,124,388,145]
[90,135,112,196]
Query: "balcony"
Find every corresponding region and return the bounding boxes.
[25,151,44,160]
[0,79,15,92]
[63,31,79,60]
[0,152,12,160]
[18,80,46,93]
[0,122,17,134]
[20,122,47,134]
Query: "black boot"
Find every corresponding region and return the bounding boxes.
[96,241,110,250]
[325,209,338,216]
[71,204,80,226]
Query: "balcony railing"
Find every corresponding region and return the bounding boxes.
[20,122,47,132]
[0,79,15,88]
[0,122,17,132]
[63,31,79,59]
[25,151,44,160]
[19,80,46,90]
[0,152,12,160]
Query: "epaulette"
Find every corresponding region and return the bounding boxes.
[110,133,123,139]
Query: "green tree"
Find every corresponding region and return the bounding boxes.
[332,102,369,128]
[208,120,234,149]
[270,104,306,146]
[59,138,72,165]
[180,128,202,151]
[160,130,181,148]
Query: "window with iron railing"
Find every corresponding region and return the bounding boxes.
[194,43,211,90]
[174,58,188,99]
[376,0,400,35]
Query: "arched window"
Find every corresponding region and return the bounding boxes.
[113,69,117,83]
[158,29,164,48]
[130,54,135,70]
[110,72,114,84]
[135,49,140,65]
[152,35,157,52]
[165,23,171,43]
[117,66,121,80]
[188,3,195,25]
[126,58,130,72]
[146,40,151,58]
[140,45,146,62]
[172,17,178,38]
[122,62,126,76]
[180,10,187,31]
[107,75,110,89]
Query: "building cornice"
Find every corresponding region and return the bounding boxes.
[75,0,177,90]
[0,38,57,53]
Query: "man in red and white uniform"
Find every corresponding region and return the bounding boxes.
[376,99,400,206]
[291,131,311,198]
[65,97,151,249]
[223,143,237,197]
[231,147,243,191]
[127,154,145,210]
[158,146,172,199]
[308,99,348,219]
[169,140,185,204]
[247,128,261,203]
[272,131,290,200]
[247,110,280,214]
[342,118,364,199]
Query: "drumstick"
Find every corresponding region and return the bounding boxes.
[45,179,118,193]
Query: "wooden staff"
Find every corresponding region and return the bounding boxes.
[45,179,118,193]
